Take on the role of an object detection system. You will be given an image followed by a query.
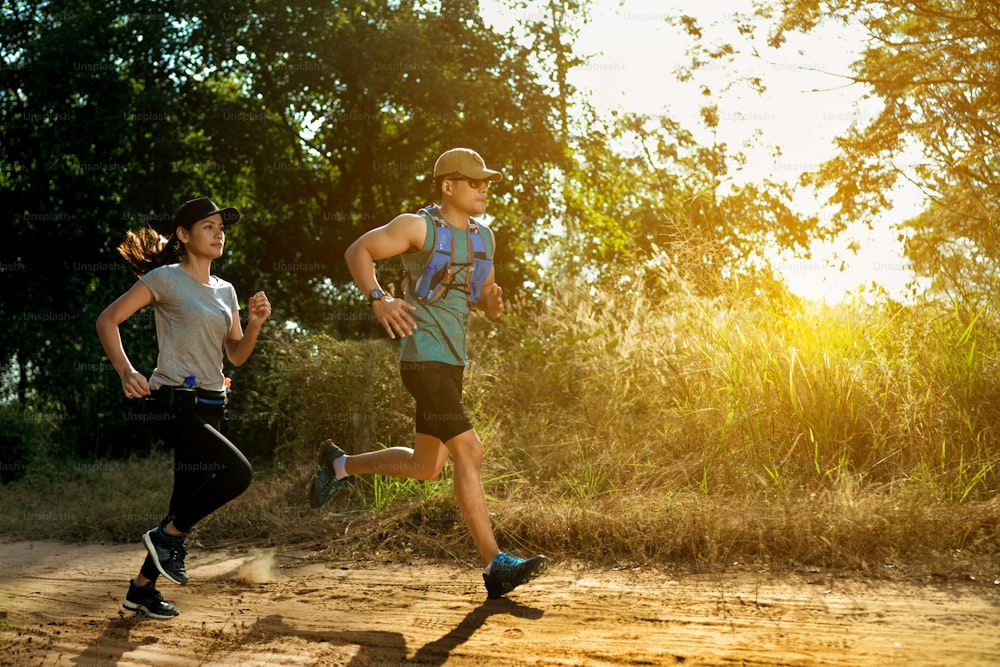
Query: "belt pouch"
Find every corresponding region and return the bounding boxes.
[156,386,197,412]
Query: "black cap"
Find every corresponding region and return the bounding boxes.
[172,197,240,232]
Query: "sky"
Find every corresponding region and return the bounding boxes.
[480,0,925,303]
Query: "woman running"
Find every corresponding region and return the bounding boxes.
[96,197,271,618]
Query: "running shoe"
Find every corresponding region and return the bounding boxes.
[123,579,180,619]
[307,439,349,508]
[142,525,189,585]
[483,551,548,599]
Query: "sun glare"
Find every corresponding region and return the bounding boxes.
[481,0,927,304]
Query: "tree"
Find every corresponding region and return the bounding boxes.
[1,0,204,457]
[763,0,1000,303]
[183,0,567,329]
[0,0,566,460]
[518,6,821,301]
[553,103,815,300]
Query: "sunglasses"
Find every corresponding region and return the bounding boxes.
[448,176,492,190]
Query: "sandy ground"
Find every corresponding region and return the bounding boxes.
[1,541,998,666]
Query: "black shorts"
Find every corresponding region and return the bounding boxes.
[400,360,472,443]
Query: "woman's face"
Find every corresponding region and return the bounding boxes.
[178,214,226,259]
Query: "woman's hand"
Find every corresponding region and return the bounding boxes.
[247,291,272,328]
[121,370,150,399]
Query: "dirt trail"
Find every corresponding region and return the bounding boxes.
[1,540,998,666]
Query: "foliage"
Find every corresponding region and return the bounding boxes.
[0,0,564,459]
[489,264,999,507]
[236,265,997,564]
[761,0,1000,302]
[0,0,835,458]
[218,0,567,312]
[263,333,414,462]
[0,404,53,483]
[554,104,816,298]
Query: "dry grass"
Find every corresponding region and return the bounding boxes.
[2,264,998,577]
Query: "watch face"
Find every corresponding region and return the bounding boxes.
[368,288,385,302]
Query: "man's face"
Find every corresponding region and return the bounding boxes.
[443,176,490,215]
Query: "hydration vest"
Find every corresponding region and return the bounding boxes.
[407,205,494,305]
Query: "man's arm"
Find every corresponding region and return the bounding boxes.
[474,267,503,320]
[475,226,503,320]
[344,213,426,339]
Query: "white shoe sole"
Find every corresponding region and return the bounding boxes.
[123,598,179,619]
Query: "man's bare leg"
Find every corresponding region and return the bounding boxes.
[442,429,500,567]
[344,433,449,481]
[343,430,498,565]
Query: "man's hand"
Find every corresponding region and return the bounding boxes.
[480,283,504,320]
[372,296,418,339]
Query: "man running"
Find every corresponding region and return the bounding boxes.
[309,148,547,599]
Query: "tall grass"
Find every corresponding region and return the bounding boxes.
[1,263,997,572]
[493,271,999,503]
[473,265,999,567]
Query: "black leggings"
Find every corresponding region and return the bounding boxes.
[140,399,252,583]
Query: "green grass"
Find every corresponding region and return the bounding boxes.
[0,453,174,542]
[1,268,998,576]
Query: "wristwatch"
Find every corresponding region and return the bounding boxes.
[367,288,386,305]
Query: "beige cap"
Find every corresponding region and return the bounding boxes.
[433,148,502,181]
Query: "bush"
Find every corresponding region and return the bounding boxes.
[263,334,415,465]
[0,404,53,484]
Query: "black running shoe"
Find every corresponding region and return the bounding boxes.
[142,525,189,585]
[307,439,349,508]
[123,579,179,619]
[483,551,548,599]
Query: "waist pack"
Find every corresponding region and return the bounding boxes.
[149,386,229,415]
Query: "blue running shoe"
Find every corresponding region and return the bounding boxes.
[483,551,548,599]
[308,439,349,508]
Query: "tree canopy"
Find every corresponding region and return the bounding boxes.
[1,0,566,457]
[6,0,988,462]
[763,0,1000,303]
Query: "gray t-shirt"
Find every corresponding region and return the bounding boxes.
[140,264,239,391]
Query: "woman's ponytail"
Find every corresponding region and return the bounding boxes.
[117,227,185,277]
